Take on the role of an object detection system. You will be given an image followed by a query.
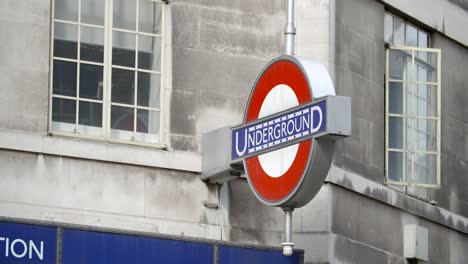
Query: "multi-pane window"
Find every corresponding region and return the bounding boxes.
[51,0,164,145]
[384,13,441,188]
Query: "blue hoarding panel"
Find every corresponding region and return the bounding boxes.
[62,229,213,264]
[219,246,301,264]
[0,222,57,264]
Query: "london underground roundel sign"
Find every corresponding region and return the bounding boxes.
[231,55,350,208]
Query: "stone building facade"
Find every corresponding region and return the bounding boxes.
[1,0,468,263]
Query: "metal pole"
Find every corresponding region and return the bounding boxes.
[281,207,294,256]
[284,0,296,55]
[282,0,296,257]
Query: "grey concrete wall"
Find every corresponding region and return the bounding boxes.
[0,0,50,134]
[1,0,468,263]
[324,0,468,262]
[448,0,468,11]
[331,0,386,183]
[433,33,468,218]
[0,0,294,251]
[329,183,468,264]
[331,0,468,217]
[169,0,285,153]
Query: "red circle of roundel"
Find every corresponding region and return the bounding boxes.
[244,59,313,203]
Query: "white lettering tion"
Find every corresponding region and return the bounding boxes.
[0,237,44,260]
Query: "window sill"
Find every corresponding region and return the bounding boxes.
[0,129,202,172]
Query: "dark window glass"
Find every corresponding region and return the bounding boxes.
[54,22,78,59]
[80,26,104,63]
[138,35,161,72]
[112,68,135,105]
[137,72,160,108]
[111,106,134,131]
[112,31,136,67]
[388,151,403,182]
[52,98,76,124]
[79,101,102,127]
[53,60,77,97]
[80,64,103,100]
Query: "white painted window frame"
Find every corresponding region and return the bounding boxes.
[48,0,167,148]
[385,45,441,188]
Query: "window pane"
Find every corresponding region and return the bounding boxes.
[406,118,413,151]
[54,22,78,59]
[138,35,161,72]
[389,82,403,114]
[135,109,160,143]
[417,31,428,60]
[415,154,437,185]
[406,83,414,116]
[137,72,160,108]
[423,52,438,82]
[416,60,437,83]
[52,97,76,124]
[415,84,428,117]
[415,119,437,152]
[79,101,102,127]
[113,31,136,67]
[53,60,77,97]
[418,31,428,48]
[139,0,162,34]
[406,152,412,183]
[389,117,403,149]
[384,13,393,43]
[112,68,135,105]
[80,64,103,100]
[415,84,437,117]
[113,0,136,30]
[388,151,403,182]
[111,106,135,140]
[81,0,105,25]
[55,0,78,22]
[81,26,104,63]
[405,56,413,82]
[393,18,404,46]
[405,24,417,47]
[388,49,411,80]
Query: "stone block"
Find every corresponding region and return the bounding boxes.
[330,185,360,241]
[171,0,275,16]
[196,93,245,134]
[144,168,213,223]
[198,7,280,58]
[0,0,49,25]
[169,89,198,135]
[68,159,145,216]
[330,233,389,264]
[172,46,267,97]
[171,3,200,48]
[334,0,383,41]
[0,150,68,208]
[219,179,283,232]
[293,232,329,264]
[295,185,330,233]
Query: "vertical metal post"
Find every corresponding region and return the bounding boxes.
[284,0,296,55]
[281,207,294,256]
[282,0,296,255]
